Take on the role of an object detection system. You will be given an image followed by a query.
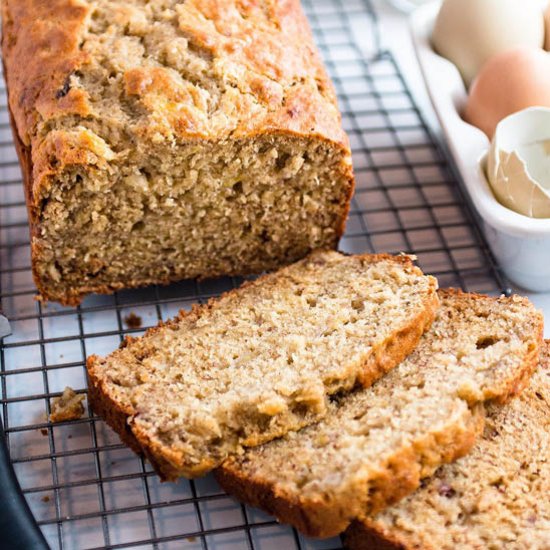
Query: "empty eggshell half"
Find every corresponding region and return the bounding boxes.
[488,107,550,219]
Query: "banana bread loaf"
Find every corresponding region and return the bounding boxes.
[87,251,439,478]
[215,290,543,538]
[345,341,550,550]
[1,0,354,305]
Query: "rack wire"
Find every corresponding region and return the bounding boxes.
[0,1,506,549]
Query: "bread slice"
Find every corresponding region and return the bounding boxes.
[215,290,543,538]
[345,341,550,550]
[87,250,439,479]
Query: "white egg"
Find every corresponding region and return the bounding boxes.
[432,0,545,86]
[488,107,550,219]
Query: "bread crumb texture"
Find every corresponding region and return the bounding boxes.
[49,386,86,422]
[347,342,550,550]
[1,0,354,304]
[124,312,142,329]
[87,251,439,478]
[216,290,543,538]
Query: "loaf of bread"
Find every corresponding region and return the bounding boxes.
[345,341,550,550]
[87,251,439,478]
[215,290,543,538]
[1,0,354,305]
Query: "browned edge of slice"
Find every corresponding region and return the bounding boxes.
[213,290,543,537]
[343,340,550,550]
[215,406,484,538]
[87,252,439,480]
[344,525,409,550]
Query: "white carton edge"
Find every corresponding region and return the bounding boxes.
[409,2,550,239]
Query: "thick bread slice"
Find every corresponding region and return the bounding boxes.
[87,250,438,479]
[345,341,550,550]
[216,290,543,538]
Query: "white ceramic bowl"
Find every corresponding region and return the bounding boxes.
[410,2,550,291]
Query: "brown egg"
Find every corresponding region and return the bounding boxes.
[464,47,550,138]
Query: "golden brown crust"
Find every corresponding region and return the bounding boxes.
[344,522,410,550]
[357,288,439,388]
[88,361,202,477]
[438,290,543,406]
[1,0,91,215]
[494,312,542,403]
[4,95,45,299]
[88,345,216,479]
[87,252,438,480]
[87,363,142,453]
[2,0,351,212]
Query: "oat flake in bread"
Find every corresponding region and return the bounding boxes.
[87,251,439,479]
[345,341,550,550]
[1,0,354,305]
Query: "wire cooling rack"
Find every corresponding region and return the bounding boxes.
[0,1,507,549]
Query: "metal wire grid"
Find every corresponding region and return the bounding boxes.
[0,1,506,549]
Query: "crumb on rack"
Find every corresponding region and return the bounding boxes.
[40,428,48,436]
[49,387,85,423]
[41,495,50,503]
[124,312,142,329]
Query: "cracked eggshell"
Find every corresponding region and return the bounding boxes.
[488,107,550,219]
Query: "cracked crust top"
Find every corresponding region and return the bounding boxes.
[1,0,349,217]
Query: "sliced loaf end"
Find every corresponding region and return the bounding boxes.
[345,340,550,550]
[216,290,543,537]
[87,251,439,479]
